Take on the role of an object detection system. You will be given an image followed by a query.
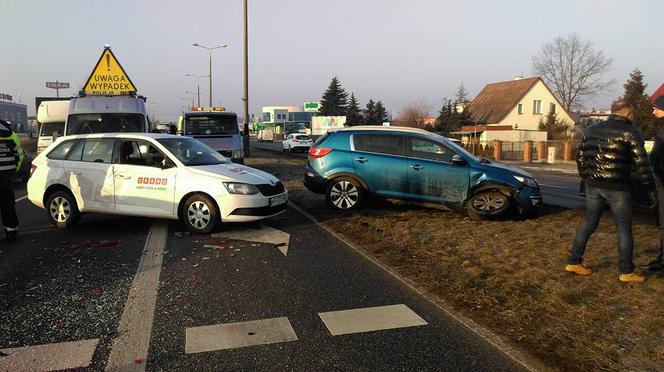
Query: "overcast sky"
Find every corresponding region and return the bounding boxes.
[1,0,663,121]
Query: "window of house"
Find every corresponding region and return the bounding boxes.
[533,100,542,114]
[517,103,523,115]
[550,103,556,114]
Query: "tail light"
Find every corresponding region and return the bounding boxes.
[308,147,332,158]
[30,164,37,176]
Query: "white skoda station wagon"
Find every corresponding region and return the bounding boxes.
[27,133,288,233]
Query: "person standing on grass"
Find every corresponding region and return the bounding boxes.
[565,100,657,283]
[0,119,24,242]
[647,96,664,271]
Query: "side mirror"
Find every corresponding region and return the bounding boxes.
[451,154,467,166]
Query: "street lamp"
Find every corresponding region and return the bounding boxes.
[184,91,197,109]
[192,42,228,106]
[185,73,209,107]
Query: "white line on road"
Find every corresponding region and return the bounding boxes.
[14,194,27,202]
[538,184,566,189]
[0,339,99,371]
[185,317,298,354]
[319,304,427,336]
[105,221,168,372]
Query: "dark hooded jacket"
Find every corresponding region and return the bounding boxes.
[0,121,23,175]
[576,115,655,197]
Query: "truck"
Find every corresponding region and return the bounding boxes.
[36,100,69,153]
[64,95,150,136]
[177,107,244,163]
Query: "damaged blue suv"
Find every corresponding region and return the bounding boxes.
[303,126,542,219]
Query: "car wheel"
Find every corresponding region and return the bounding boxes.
[46,191,81,228]
[467,191,511,220]
[325,177,364,211]
[181,194,218,234]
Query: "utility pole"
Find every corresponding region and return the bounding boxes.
[243,0,250,157]
[209,50,213,106]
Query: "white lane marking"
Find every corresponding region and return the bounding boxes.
[212,224,290,257]
[14,194,27,202]
[0,339,99,371]
[105,221,168,372]
[318,304,427,336]
[185,317,298,354]
[288,202,540,371]
[538,184,566,189]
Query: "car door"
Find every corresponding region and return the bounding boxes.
[406,137,470,206]
[113,139,177,217]
[64,138,116,212]
[351,133,408,198]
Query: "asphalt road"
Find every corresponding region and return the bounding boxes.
[1,177,530,370]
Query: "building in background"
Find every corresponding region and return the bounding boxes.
[259,104,316,136]
[455,77,574,144]
[0,93,28,132]
[650,83,664,103]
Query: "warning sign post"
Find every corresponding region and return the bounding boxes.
[83,47,137,96]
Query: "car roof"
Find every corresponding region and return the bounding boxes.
[335,125,436,136]
[59,133,179,141]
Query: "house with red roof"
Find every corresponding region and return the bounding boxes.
[454,76,575,143]
[650,83,664,103]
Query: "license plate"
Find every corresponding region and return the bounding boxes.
[269,194,287,207]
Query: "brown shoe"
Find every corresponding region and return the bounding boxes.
[565,264,593,276]
[618,272,646,283]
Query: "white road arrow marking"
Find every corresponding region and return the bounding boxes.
[212,224,291,256]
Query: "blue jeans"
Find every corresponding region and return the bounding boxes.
[568,185,635,274]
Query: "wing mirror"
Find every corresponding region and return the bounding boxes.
[451,154,467,166]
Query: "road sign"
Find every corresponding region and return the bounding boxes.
[304,101,320,112]
[83,47,136,96]
[45,82,69,89]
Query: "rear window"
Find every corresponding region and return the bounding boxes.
[353,134,404,156]
[313,132,331,147]
[294,135,311,141]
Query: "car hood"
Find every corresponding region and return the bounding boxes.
[186,163,280,185]
[475,158,534,179]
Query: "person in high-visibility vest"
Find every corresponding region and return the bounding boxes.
[0,119,25,241]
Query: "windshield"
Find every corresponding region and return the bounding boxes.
[66,113,145,135]
[40,122,63,137]
[184,115,238,135]
[158,137,230,166]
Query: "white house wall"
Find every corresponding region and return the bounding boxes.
[493,80,575,130]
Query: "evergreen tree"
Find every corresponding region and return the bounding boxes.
[363,99,378,125]
[318,77,348,116]
[455,83,468,105]
[374,101,389,124]
[622,68,656,139]
[435,98,463,135]
[345,93,363,126]
[538,111,571,140]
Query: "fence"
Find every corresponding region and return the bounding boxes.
[464,140,580,163]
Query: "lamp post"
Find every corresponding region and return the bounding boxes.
[184,91,197,109]
[192,42,227,106]
[185,74,209,107]
[243,0,250,157]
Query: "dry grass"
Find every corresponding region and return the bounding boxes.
[247,149,664,371]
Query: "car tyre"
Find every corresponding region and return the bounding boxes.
[325,177,365,211]
[181,194,218,234]
[466,190,511,220]
[46,191,81,228]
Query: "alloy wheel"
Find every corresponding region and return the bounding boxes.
[49,196,71,223]
[472,194,505,211]
[329,181,359,209]
[187,201,211,230]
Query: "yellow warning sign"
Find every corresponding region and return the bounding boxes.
[83,47,137,96]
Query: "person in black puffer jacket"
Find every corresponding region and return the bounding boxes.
[647,95,664,271]
[566,100,656,283]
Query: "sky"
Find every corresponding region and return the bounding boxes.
[1,0,663,122]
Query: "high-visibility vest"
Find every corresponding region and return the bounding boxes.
[0,123,24,173]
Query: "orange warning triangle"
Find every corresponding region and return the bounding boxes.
[83,47,137,96]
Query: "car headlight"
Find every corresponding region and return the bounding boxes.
[224,182,259,195]
[513,176,538,188]
[232,149,244,159]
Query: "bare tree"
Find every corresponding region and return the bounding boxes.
[532,33,614,111]
[393,101,432,128]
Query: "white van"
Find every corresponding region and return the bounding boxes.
[36,100,69,153]
[64,95,150,136]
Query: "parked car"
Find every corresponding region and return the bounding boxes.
[28,133,287,233]
[303,126,542,219]
[282,133,313,152]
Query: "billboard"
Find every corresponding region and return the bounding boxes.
[311,116,346,135]
[304,101,320,113]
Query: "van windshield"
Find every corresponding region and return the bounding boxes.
[184,115,238,135]
[40,122,63,137]
[66,113,144,135]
